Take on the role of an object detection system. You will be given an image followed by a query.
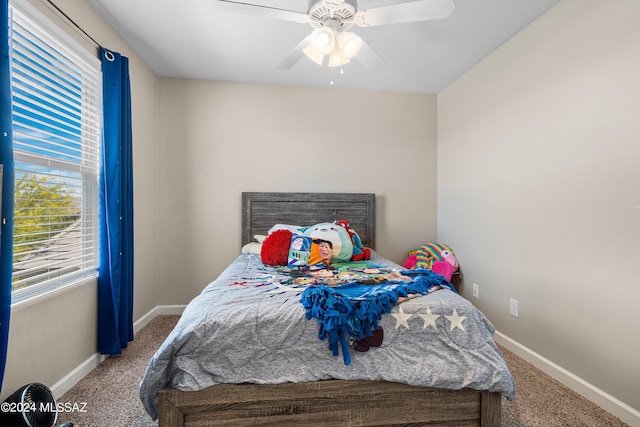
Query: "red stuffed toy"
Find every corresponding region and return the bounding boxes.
[336,219,371,261]
[260,229,293,266]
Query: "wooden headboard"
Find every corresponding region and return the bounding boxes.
[242,192,376,249]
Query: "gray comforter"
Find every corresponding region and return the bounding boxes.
[139,253,516,420]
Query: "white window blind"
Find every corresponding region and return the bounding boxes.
[9,1,102,303]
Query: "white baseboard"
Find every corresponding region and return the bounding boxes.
[50,352,108,400]
[495,331,640,427]
[133,304,186,334]
[50,304,186,400]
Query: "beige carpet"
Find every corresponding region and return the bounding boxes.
[54,315,628,427]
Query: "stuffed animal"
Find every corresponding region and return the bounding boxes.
[403,242,459,281]
[260,229,293,266]
[402,250,417,269]
[431,261,455,282]
[335,219,371,261]
[415,242,458,270]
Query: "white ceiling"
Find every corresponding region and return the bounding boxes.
[88,0,560,94]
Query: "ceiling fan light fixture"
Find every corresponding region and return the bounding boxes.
[328,46,351,67]
[216,0,456,72]
[309,27,336,55]
[302,44,325,65]
[337,31,362,59]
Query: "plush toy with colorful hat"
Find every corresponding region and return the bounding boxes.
[403,242,459,281]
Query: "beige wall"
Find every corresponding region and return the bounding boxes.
[157,79,439,303]
[3,0,159,400]
[438,0,640,416]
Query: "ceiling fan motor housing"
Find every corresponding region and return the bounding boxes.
[308,0,357,30]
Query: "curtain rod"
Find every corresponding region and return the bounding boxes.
[44,0,100,49]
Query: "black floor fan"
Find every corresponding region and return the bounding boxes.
[0,383,72,427]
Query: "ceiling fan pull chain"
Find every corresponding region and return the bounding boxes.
[330,61,338,87]
[329,61,346,87]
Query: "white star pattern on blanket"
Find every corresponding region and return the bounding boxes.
[418,307,440,329]
[391,305,413,329]
[445,308,466,331]
[390,306,466,332]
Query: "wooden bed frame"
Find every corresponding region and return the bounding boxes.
[157,192,502,427]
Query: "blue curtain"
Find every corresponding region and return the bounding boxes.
[0,0,13,391]
[98,47,134,354]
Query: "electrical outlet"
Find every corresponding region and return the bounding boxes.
[510,298,519,318]
[472,283,479,298]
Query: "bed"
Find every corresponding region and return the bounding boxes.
[140,192,516,426]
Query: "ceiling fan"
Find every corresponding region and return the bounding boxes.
[213,0,455,71]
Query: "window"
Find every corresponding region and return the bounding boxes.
[9,0,102,304]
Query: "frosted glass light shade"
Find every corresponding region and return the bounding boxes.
[303,44,324,65]
[304,29,363,67]
[328,46,351,67]
[310,27,336,55]
[337,32,362,59]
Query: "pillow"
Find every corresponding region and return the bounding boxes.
[304,222,353,263]
[287,234,333,269]
[268,224,305,235]
[241,242,262,255]
[241,234,267,255]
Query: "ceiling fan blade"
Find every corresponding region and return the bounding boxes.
[354,0,455,27]
[276,35,311,69]
[354,40,387,72]
[214,0,310,23]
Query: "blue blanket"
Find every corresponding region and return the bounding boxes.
[300,269,456,365]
